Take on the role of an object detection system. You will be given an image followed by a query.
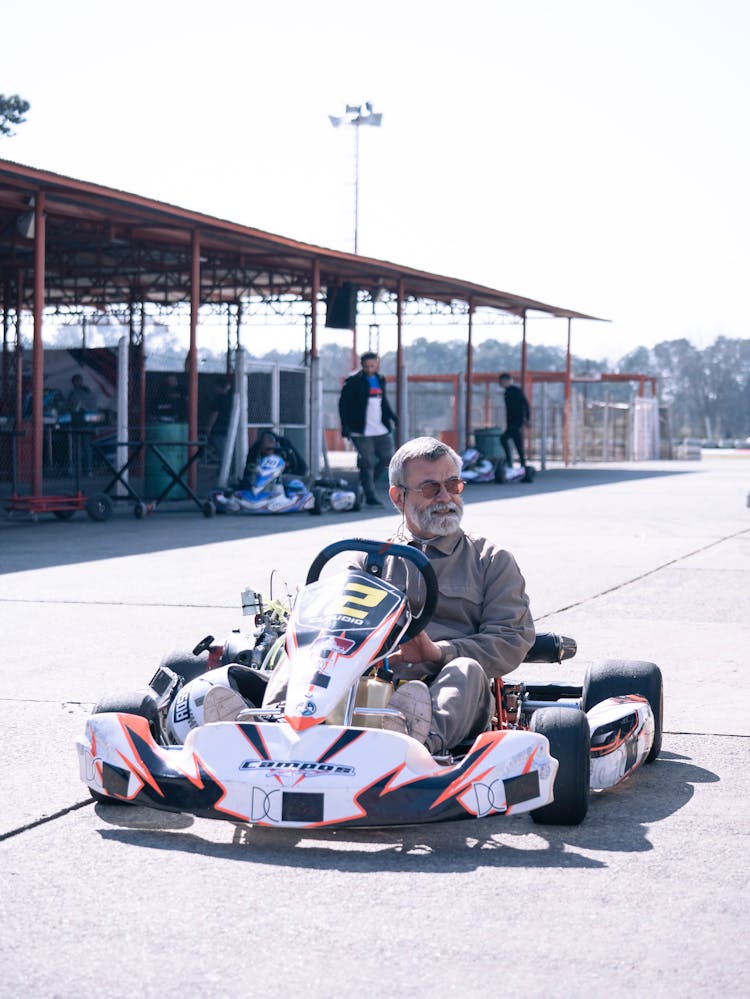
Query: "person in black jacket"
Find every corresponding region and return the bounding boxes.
[338,352,398,507]
[498,372,531,468]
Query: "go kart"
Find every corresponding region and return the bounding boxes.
[209,453,315,514]
[461,447,536,485]
[77,540,662,828]
[209,453,361,515]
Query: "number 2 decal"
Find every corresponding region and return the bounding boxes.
[334,582,387,620]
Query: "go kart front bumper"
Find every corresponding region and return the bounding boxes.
[77,713,557,829]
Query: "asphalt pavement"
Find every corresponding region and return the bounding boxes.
[1,451,748,998]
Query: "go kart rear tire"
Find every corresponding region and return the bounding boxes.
[159,647,210,685]
[89,689,162,804]
[530,707,590,825]
[582,659,663,763]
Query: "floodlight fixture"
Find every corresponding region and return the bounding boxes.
[328,101,383,254]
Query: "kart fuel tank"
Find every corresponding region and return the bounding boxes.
[327,676,394,727]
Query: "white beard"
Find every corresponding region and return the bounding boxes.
[411,502,463,537]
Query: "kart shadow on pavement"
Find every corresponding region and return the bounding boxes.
[93,745,717,872]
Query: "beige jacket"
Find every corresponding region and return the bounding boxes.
[379,528,535,680]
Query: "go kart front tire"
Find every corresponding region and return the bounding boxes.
[582,659,663,763]
[530,707,590,825]
[89,689,162,804]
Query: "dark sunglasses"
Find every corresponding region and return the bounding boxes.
[400,477,465,499]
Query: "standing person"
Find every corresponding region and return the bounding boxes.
[152,372,185,422]
[498,372,530,469]
[67,372,97,414]
[67,373,98,476]
[204,377,234,464]
[338,351,398,507]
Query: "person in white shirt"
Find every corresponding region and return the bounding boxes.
[338,352,398,507]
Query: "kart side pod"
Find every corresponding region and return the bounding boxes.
[587,695,655,790]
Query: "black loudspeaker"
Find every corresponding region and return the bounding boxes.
[325,282,358,329]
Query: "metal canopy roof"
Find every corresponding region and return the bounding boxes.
[0,157,604,322]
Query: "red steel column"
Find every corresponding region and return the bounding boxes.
[310,259,320,470]
[15,271,24,427]
[465,300,474,448]
[188,229,200,489]
[310,258,320,360]
[563,318,572,466]
[396,279,404,446]
[31,192,46,496]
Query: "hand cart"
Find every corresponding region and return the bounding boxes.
[94,438,215,518]
[2,427,113,522]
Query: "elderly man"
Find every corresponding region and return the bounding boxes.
[200,436,534,754]
[381,436,534,753]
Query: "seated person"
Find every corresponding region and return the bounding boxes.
[198,437,534,757]
[242,429,307,484]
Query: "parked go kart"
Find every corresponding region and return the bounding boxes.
[209,453,361,515]
[77,539,662,828]
[461,447,536,485]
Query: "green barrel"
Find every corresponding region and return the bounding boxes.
[473,427,504,459]
[144,423,189,499]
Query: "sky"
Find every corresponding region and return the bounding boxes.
[2,0,748,364]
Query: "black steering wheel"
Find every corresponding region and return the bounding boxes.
[305,538,438,640]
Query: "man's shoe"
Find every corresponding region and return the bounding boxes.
[203,685,251,723]
[382,680,432,744]
[366,497,384,507]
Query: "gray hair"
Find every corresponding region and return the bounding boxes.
[388,436,462,486]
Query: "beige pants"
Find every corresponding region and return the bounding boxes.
[425,658,494,753]
[263,653,493,753]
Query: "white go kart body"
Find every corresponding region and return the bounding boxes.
[77,541,658,828]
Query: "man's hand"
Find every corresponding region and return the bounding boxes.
[388,630,442,667]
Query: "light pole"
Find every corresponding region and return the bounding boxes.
[328,102,382,255]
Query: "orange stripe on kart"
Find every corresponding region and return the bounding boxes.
[285,714,321,732]
[430,732,505,809]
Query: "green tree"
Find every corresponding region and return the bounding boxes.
[0,94,30,137]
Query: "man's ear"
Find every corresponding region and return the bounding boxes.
[389,483,404,512]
